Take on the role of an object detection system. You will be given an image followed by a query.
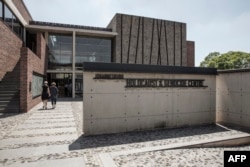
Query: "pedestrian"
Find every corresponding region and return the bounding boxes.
[41,81,50,109]
[50,82,59,109]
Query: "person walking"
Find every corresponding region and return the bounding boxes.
[50,82,59,109]
[41,81,50,109]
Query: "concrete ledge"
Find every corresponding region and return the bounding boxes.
[99,133,250,167]
[83,62,217,75]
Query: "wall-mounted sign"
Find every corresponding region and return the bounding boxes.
[32,72,44,98]
[94,74,124,79]
[93,74,207,88]
[126,79,206,88]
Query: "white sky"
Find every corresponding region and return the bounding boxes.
[23,0,250,66]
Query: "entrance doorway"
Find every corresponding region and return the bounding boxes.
[75,74,83,98]
[47,73,72,97]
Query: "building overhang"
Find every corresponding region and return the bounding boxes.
[25,24,117,38]
[4,0,28,26]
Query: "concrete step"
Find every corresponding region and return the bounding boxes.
[0,86,19,90]
[0,108,20,113]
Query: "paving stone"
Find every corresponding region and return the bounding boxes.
[0,100,249,167]
[5,157,85,167]
[11,127,77,136]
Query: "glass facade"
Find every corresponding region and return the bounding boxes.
[47,33,112,98]
[1,1,23,39]
[0,0,2,19]
[4,5,12,27]
[75,74,83,97]
[76,36,111,69]
[48,34,73,70]
[47,73,72,97]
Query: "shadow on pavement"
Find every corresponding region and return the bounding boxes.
[69,124,231,151]
[0,113,26,119]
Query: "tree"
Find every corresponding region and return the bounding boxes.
[200,51,250,69]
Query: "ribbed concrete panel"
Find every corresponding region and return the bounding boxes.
[174,22,182,66]
[181,23,187,66]
[166,21,175,66]
[108,14,189,66]
[143,18,154,65]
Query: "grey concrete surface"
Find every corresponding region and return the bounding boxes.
[0,99,249,167]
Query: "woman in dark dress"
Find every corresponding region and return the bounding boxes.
[41,81,50,109]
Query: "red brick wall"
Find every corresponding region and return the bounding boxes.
[12,0,33,23]
[20,33,47,112]
[186,41,195,67]
[0,21,23,80]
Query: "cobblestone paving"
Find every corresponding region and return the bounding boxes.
[113,146,250,167]
[0,100,249,167]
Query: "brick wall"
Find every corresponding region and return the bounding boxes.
[186,41,195,67]
[20,33,47,112]
[0,21,23,80]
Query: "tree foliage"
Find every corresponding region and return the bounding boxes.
[200,51,250,69]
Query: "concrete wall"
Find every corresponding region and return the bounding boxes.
[216,70,250,128]
[107,14,190,66]
[83,71,216,135]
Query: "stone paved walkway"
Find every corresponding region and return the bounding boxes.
[0,100,249,167]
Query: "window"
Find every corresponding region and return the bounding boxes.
[13,15,23,38]
[4,5,12,28]
[48,34,73,70]
[0,0,3,19]
[2,2,23,39]
[75,36,111,69]
[26,32,37,53]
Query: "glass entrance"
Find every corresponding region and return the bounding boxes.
[47,73,72,97]
[75,74,83,98]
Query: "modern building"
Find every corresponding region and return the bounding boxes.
[0,0,195,113]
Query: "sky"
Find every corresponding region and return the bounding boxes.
[23,0,250,66]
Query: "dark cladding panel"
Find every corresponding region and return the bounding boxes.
[30,21,112,32]
[83,62,217,75]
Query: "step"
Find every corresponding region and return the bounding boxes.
[0,92,19,95]
[0,108,20,113]
[0,103,19,107]
[0,102,19,108]
[0,86,19,90]
[0,90,18,92]
[0,97,18,100]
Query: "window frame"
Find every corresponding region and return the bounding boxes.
[1,1,24,40]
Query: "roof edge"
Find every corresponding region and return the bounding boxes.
[83,62,217,75]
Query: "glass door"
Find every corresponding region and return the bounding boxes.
[47,73,72,97]
[75,74,83,98]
